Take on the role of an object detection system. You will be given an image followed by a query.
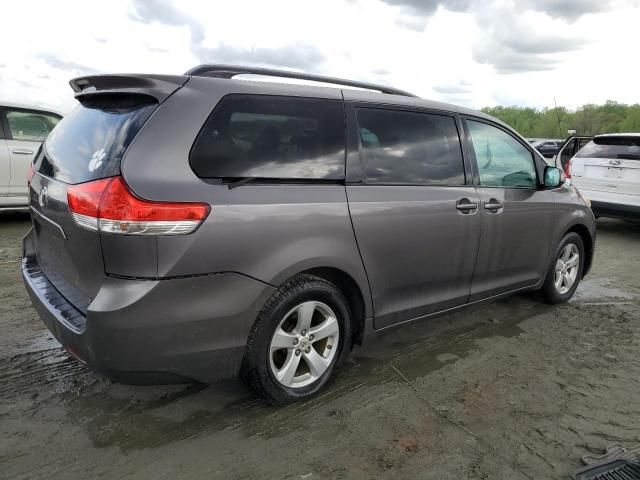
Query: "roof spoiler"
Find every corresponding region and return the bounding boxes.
[184,64,418,98]
[69,74,189,103]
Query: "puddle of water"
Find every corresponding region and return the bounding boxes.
[63,380,252,451]
[385,312,525,382]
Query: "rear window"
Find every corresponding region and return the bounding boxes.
[190,95,345,180]
[38,96,156,184]
[576,137,640,160]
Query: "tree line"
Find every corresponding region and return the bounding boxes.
[481,101,640,139]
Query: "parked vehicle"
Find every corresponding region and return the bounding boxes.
[0,103,62,210]
[567,134,640,220]
[554,135,593,174]
[22,65,596,403]
[532,139,562,158]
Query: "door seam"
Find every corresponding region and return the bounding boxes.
[467,187,483,304]
[344,185,375,322]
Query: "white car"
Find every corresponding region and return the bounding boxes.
[568,133,640,220]
[1,103,62,211]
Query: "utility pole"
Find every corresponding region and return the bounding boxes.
[553,97,563,138]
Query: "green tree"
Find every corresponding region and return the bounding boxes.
[481,102,640,138]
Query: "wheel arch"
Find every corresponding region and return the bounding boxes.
[565,223,594,277]
[293,266,368,346]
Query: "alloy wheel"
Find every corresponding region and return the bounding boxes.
[269,301,340,388]
[554,243,580,294]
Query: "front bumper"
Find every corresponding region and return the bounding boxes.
[22,253,275,384]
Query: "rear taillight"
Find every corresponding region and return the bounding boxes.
[27,162,35,187]
[67,176,210,235]
[564,159,572,179]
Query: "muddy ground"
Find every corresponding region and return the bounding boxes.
[1,214,639,479]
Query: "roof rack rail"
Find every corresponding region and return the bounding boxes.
[184,64,418,98]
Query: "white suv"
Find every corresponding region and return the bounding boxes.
[1,103,62,211]
[568,133,640,220]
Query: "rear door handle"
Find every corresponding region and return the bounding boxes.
[484,199,503,212]
[12,148,34,155]
[456,198,478,214]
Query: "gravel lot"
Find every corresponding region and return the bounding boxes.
[1,213,639,479]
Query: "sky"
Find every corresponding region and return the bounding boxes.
[1,0,639,114]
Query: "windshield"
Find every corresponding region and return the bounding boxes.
[576,137,640,160]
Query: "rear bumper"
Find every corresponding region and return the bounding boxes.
[590,201,640,220]
[577,188,640,220]
[22,246,275,384]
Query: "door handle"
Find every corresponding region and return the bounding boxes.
[456,198,478,214]
[12,148,34,155]
[484,199,503,212]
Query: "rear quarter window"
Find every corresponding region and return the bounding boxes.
[39,97,156,184]
[190,95,345,180]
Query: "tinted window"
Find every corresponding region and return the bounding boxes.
[39,99,156,184]
[576,137,640,160]
[577,138,591,152]
[356,108,465,185]
[6,110,60,142]
[190,95,345,180]
[467,120,537,188]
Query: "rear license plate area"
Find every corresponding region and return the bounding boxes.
[605,167,624,179]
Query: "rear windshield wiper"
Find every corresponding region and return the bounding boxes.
[227,177,257,189]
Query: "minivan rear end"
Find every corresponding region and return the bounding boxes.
[22,75,281,383]
[569,134,640,220]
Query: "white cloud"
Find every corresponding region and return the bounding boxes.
[0,0,638,114]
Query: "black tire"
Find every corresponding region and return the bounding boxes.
[541,232,585,304]
[241,274,352,404]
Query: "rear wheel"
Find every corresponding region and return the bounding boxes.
[242,274,351,404]
[541,232,584,304]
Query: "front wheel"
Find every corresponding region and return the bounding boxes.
[241,274,351,404]
[541,232,585,304]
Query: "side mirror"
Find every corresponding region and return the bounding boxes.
[544,166,565,188]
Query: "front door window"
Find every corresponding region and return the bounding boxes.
[467,120,537,188]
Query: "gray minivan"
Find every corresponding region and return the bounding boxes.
[22,65,595,403]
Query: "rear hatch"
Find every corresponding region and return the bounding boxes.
[571,136,640,195]
[28,75,186,312]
